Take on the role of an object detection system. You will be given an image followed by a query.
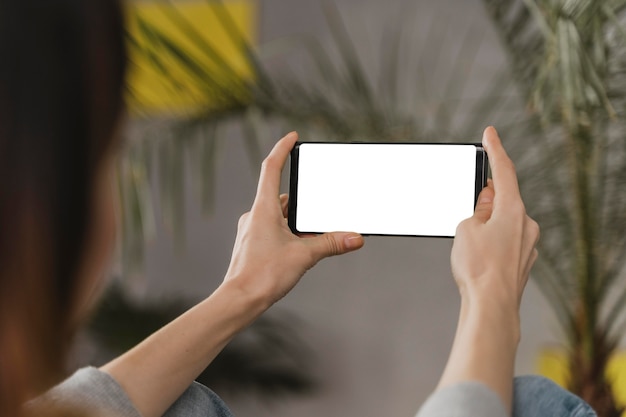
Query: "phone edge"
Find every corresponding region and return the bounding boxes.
[287,142,301,233]
[474,144,488,207]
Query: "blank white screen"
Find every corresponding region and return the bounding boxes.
[294,143,477,237]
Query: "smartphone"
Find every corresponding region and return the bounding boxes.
[288,142,488,237]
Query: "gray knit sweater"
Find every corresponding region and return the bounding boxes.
[28,367,507,417]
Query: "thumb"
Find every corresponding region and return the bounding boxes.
[306,232,364,261]
[473,185,495,223]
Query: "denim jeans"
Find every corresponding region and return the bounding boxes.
[166,375,595,417]
[513,376,597,417]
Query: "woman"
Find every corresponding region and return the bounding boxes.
[0,0,595,416]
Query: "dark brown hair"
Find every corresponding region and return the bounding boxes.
[0,0,126,414]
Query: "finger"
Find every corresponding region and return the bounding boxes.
[305,232,364,261]
[254,132,299,206]
[472,184,495,223]
[280,194,289,218]
[482,127,521,204]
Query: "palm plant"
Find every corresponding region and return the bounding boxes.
[482,0,626,415]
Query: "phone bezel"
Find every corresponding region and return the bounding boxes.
[288,141,489,238]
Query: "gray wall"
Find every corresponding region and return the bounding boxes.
[136,1,560,416]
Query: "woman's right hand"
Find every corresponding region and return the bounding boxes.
[451,126,539,311]
[432,127,540,413]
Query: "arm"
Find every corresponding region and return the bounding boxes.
[101,131,364,417]
[424,127,539,414]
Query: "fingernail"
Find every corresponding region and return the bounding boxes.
[284,131,298,139]
[482,126,499,150]
[482,127,491,149]
[344,234,363,249]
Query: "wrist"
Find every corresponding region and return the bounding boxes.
[460,292,521,346]
[216,274,273,321]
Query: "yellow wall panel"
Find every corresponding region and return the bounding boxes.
[126,1,257,115]
[537,348,626,415]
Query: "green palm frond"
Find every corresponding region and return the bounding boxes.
[483,1,626,414]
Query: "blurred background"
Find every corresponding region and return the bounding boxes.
[76,0,626,416]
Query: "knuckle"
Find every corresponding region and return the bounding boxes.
[475,200,491,210]
[528,218,540,241]
[261,156,276,171]
[324,234,341,257]
[238,212,250,227]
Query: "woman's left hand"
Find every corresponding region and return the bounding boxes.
[101,132,362,417]
[223,131,364,307]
